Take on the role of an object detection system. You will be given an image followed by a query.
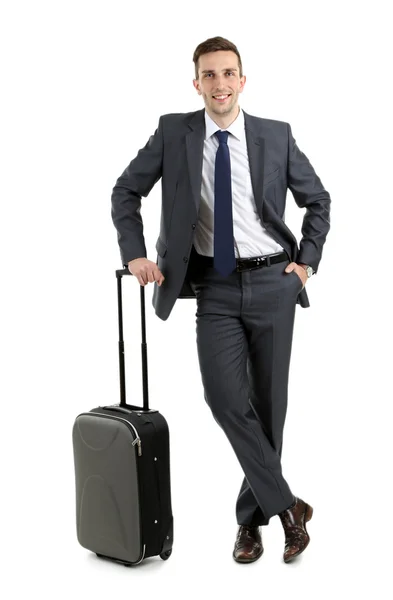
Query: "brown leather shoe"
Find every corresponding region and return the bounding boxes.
[233,525,264,563]
[278,497,313,563]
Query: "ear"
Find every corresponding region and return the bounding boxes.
[192,79,200,93]
[239,75,246,92]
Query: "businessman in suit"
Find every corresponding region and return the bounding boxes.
[111,36,330,564]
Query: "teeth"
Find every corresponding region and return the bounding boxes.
[214,95,229,99]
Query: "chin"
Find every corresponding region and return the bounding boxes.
[211,101,235,113]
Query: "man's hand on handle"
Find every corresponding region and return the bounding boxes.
[127,258,165,287]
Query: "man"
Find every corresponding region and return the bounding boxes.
[111,36,331,564]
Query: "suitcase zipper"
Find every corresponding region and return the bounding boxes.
[79,411,142,456]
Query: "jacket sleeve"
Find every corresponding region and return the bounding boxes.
[111,116,164,267]
[287,123,331,273]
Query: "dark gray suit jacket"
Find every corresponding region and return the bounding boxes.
[111,108,331,321]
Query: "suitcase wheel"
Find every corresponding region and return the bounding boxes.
[160,549,172,561]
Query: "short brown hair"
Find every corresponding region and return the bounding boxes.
[193,36,243,79]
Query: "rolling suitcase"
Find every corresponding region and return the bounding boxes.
[72,268,174,566]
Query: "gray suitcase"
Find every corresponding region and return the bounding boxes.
[72,269,173,566]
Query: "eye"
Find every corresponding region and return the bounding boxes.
[226,71,234,76]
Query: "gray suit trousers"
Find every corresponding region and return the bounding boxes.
[187,246,300,526]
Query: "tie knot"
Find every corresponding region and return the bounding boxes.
[215,130,229,145]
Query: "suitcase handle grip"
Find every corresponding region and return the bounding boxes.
[116,268,132,277]
[115,269,149,411]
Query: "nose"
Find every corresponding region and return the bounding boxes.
[214,74,228,90]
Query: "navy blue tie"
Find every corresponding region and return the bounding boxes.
[214,130,236,277]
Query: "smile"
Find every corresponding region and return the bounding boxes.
[212,94,231,103]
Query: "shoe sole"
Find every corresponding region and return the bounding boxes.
[284,503,313,563]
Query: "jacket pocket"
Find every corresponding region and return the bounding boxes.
[155,236,168,258]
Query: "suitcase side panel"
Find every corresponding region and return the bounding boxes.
[72,414,143,564]
[130,411,173,558]
[147,414,173,555]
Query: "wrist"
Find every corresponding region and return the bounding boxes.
[298,263,314,278]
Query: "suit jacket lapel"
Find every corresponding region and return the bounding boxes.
[185,109,205,215]
[243,110,265,218]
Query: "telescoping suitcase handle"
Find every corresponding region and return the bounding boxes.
[114,268,150,412]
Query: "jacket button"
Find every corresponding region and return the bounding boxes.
[183,257,188,263]
[192,224,196,229]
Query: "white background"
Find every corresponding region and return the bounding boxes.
[1,0,392,598]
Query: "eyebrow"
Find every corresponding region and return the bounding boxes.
[201,68,238,73]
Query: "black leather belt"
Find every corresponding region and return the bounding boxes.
[194,250,289,273]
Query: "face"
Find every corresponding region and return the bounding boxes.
[193,50,246,119]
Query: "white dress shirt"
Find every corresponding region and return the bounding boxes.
[193,107,284,258]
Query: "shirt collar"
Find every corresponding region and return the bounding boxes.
[204,106,244,141]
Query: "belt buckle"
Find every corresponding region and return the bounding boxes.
[251,257,268,270]
[237,256,269,272]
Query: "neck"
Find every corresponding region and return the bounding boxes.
[206,104,240,130]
